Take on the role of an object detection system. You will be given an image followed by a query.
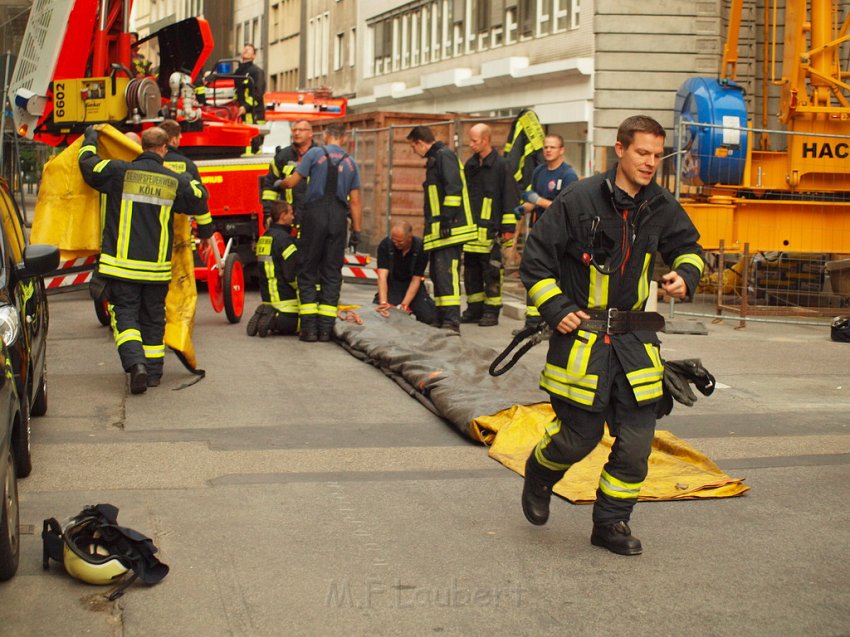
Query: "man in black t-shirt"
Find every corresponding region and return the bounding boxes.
[374,221,437,325]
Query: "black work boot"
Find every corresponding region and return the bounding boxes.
[128,363,148,395]
[478,312,499,327]
[522,455,553,526]
[460,306,483,323]
[299,317,318,342]
[591,521,643,556]
[246,307,262,336]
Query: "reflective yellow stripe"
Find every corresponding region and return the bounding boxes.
[539,332,599,405]
[79,144,97,158]
[598,469,642,500]
[264,299,299,312]
[318,304,337,318]
[283,244,297,259]
[484,296,502,307]
[444,195,461,206]
[588,268,608,309]
[99,253,171,273]
[93,159,110,173]
[526,305,540,317]
[423,223,477,250]
[434,295,461,307]
[534,419,573,471]
[428,184,440,220]
[194,212,213,226]
[143,344,165,359]
[626,344,665,402]
[299,303,318,316]
[672,253,704,274]
[633,254,652,310]
[115,328,141,347]
[117,200,132,259]
[467,292,486,303]
[262,189,278,201]
[158,206,171,263]
[529,278,561,307]
[189,179,204,198]
[481,197,492,221]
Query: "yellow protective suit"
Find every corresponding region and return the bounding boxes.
[32,125,202,370]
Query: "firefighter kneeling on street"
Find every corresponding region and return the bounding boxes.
[246,200,300,337]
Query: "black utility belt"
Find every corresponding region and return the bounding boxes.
[579,309,665,334]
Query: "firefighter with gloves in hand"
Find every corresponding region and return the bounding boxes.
[519,115,705,555]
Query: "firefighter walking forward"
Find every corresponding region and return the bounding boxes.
[280,122,362,342]
[79,126,213,394]
[461,123,518,327]
[518,115,705,555]
[407,125,477,332]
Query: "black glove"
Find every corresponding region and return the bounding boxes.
[348,230,361,251]
[438,216,453,239]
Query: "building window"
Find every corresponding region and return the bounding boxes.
[334,32,344,71]
[271,4,280,42]
[349,27,356,67]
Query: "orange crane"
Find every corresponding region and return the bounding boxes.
[674,0,850,253]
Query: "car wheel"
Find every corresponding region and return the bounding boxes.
[0,448,20,581]
[31,360,47,418]
[12,394,32,479]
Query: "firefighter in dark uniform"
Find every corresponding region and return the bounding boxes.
[246,200,300,336]
[519,115,705,555]
[279,122,362,342]
[159,119,201,182]
[235,43,265,154]
[79,126,213,394]
[260,119,314,227]
[406,125,477,332]
[461,123,518,327]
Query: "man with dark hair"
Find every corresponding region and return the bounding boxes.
[235,43,265,153]
[279,123,362,342]
[79,126,213,393]
[461,123,518,327]
[374,221,437,325]
[406,125,477,332]
[159,119,201,183]
[260,119,314,227]
[246,200,300,336]
[519,115,705,555]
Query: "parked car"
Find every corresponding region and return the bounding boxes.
[0,339,23,580]
[0,181,59,446]
[0,181,59,581]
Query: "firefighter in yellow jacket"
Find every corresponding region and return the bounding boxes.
[407,125,477,332]
[79,126,213,394]
[519,115,705,555]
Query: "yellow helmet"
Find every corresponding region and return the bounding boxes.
[42,504,168,598]
[61,525,129,585]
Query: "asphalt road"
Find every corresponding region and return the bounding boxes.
[1,281,848,637]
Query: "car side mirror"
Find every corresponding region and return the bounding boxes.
[23,244,60,277]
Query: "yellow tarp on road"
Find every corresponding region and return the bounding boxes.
[477,403,748,503]
[336,312,748,503]
[32,125,203,370]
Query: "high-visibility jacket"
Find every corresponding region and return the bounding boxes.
[79,131,213,283]
[235,61,265,123]
[260,142,313,209]
[256,224,299,313]
[421,141,477,251]
[163,146,201,182]
[463,148,518,253]
[520,167,705,411]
